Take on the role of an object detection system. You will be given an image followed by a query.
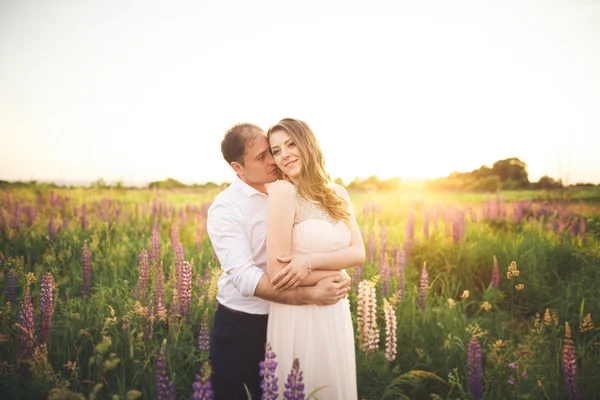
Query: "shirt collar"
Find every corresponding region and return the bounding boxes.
[233,175,267,197]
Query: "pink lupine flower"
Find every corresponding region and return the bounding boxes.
[39,272,55,344]
[135,249,150,301]
[491,255,500,288]
[357,280,379,353]
[82,242,91,298]
[418,262,429,310]
[383,299,397,361]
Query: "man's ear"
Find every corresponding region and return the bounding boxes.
[231,161,244,176]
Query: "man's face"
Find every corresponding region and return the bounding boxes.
[236,136,279,189]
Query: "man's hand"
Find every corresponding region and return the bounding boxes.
[272,254,310,291]
[304,271,351,306]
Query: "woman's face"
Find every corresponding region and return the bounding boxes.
[269,129,303,182]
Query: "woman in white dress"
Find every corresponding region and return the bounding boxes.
[265,118,365,400]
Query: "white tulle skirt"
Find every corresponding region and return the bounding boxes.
[266,298,357,400]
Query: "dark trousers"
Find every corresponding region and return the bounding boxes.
[209,303,269,400]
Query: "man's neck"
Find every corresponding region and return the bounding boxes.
[237,175,268,195]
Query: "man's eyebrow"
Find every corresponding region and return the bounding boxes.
[255,150,269,159]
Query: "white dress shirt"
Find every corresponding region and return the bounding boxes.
[206,175,270,314]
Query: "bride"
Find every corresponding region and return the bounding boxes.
[265,118,365,399]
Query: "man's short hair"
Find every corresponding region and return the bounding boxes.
[221,123,265,166]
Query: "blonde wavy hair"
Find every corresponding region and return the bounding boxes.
[266,118,352,226]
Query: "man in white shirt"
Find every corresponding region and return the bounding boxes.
[207,123,352,400]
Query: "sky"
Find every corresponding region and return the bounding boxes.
[1,0,599,186]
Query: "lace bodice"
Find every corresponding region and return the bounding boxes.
[293,194,338,227]
[290,189,352,258]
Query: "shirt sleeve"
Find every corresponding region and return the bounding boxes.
[207,201,265,297]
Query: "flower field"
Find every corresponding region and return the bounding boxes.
[0,187,599,399]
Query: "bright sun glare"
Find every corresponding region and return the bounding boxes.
[0,0,599,185]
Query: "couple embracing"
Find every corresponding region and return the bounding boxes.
[207,118,365,399]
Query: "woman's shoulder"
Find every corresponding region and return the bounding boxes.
[329,183,349,200]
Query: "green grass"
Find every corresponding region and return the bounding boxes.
[0,187,599,399]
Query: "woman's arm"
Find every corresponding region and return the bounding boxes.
[266,180,296,278]
[271,184,366,289]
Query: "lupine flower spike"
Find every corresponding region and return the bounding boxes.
[259,343,279,400]
[283,358,305,400]
[192,361,214,400]
[39,272,55,345]
[418,262,428,310]
[383,299,397,361]
[562,322,582,400]
[467,335,483,400]
[491,255,500,288]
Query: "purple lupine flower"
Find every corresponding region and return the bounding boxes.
[198,310,210,352]
[39,272,54,344]
[48,214,56,242]
[25,206,37,226]
[156,340,176,400]
[196,223,204,250]
[12,201,21,233]
[180,260,192,321]
[406,210,415,241]
[403,237,411,264]
[62,208,68,230]
[81,204,88,230]
[562,323,582,400]
[151,221,166,317]
[452,213,465,244]
[418,262,428,310]
[522,371,528,379]
[508,377,515,386]
[396,249,405,300]
[135,249,150,301]
[82,242,91,298]
[5,269,16,303]
[192,366,214,400]
[283,358,305,400]
[468,335,483,400]
[367,234,375,266]
[170,224,179,249]
[380,255,390,298]
[49,191,57,207]
[491,256,500,288]
[259,343,279,400]
[17,279,36,371]
[380,223,388,255]
[0,207,7,233]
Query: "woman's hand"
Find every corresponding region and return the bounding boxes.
[271,254,309,291]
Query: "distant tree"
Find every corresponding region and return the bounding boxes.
[535,175,563,189]
[148,178,187,189]
[471,166,494,179]
[91,178,107,189]
[492,158,529,187]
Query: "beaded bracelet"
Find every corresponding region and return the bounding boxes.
[305,253,312,275]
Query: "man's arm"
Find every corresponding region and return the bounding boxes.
[254,271,351,306]
[207,198,350,305]
[206,201,265,297]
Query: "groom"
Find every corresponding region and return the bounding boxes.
[207,123,352,400]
